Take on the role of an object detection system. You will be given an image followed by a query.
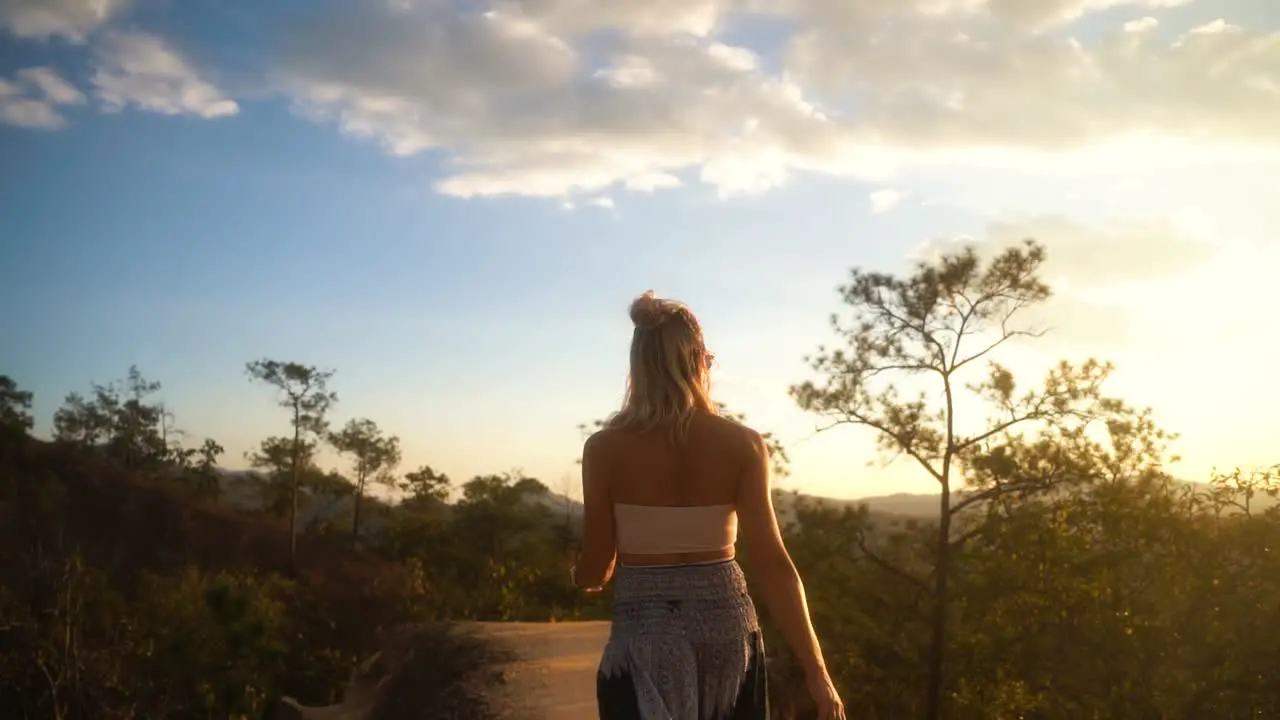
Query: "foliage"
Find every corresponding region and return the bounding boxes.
[246,359,338,563]
[51,366,184,471]
[400,464,452,504]
[758,460,1280,719]
[329,418,402,538]
[0,375,34,433]
[789,238,1156,719]
[247,435,315,515]
[0,375,609,717]
[170,437,226,500]
[0,423,574,718]
[2,233,1277,720]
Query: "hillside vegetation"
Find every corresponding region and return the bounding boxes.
[2,239,1279,719]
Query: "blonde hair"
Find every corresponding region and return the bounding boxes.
[607,290,717,442]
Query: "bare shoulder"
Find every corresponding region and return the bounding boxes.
[702,412,767,456]
[582,426,622,458]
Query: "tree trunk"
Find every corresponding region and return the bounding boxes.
[352,473,365,538]
[289,412,300,565]
[924,488,952,720]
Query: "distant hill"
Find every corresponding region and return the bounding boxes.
[214,469,399,532]
[792,480,1279,520]
[213,470,1277,537]
[772,490,935,521]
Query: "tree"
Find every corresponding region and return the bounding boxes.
[790,239,1129,720]
[0,375,34,434]
[449,472,562,619]
[306,469,356,530]
[53,392,112,446]
[51,366,169,470]
[247,436,319,518]
[245,360,336,563]
[191,438,225,500]
[554,472,580,525]
[164,434,227,500]
[107,366,168,469]
[400,465,452,505]
[328,418,402,538]
[378,465,452,566]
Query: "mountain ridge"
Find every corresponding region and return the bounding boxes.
[213,469,1276,533]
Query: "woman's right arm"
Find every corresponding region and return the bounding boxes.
[736,430,839,697]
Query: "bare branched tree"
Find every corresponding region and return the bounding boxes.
[246,359,337,564]
[791,239,1128,720]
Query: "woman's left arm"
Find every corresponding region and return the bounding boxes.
[573,433,616,591]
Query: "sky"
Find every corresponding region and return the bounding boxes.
[1,0,1277,501]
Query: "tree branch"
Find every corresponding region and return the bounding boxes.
[952,327,1047,375]
[949,469,1075,517]
[952,400,1049,454]
[946,523,988,550]
[856,530,930,594]
[871,299,949,369]
[835,412,945,484]
[865,362,943,380]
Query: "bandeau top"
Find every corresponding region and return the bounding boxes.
[613,503,738,555]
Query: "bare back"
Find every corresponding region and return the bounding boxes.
[590,410,754,567]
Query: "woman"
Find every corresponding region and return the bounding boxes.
[573,291,845,720]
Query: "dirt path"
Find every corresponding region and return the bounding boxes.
[277,621,612,719]
[472,621,610,719]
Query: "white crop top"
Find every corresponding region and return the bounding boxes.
[613,503,738,555]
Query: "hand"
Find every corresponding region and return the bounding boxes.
[806,669,845,720]
[570,565,604,593]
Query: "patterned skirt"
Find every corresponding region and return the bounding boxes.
[597,560,769,720]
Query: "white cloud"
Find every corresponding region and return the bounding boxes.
[625,172,683,192]
[278,2,853,200]
[559,195,616,211]
[0,82,65,129]
[274,0,1280,201]
[18,66,86,105]
[914,215,1224,348]
[495,0,726,37]
[785,3,1278,153]
[0,0,127,42]
[92,31,239,119]
[920,214,1219,289]
[869,189,905,214]
[0,66,84,129]
[1124,16,1159,32]
[983,0,1192,33]
[1187,18,1239,35]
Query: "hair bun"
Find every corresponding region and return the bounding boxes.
[629,290,667,330]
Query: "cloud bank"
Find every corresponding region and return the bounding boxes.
[272,0,1280,199]
[3,0,1277,201]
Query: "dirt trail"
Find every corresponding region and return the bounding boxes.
[277,621,611,719]
[473,621,610,719]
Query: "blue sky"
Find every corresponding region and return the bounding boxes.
[2,0,1278,499]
